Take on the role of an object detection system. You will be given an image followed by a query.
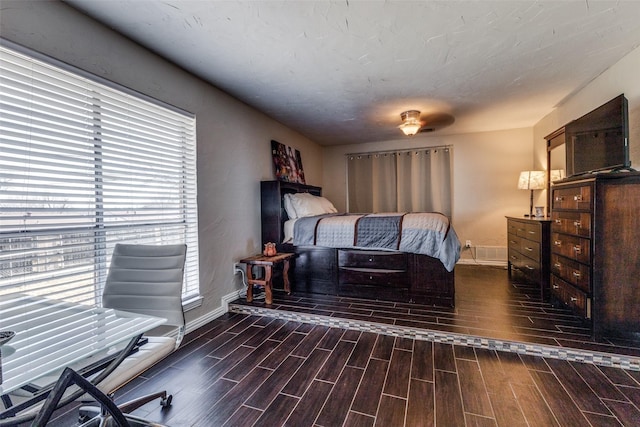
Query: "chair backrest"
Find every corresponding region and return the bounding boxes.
[103,243,187,331]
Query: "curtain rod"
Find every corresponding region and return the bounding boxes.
[345,144,451,157]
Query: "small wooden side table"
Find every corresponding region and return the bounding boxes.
[239,252,295,305]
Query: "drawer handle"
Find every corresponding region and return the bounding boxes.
[369,275,373,280]
[553,284,559,289]
[570,297,578,302]
[554,219,562,224]
[554,240,562,246]
[553,263,562,269]
[555,196,564,202]
[572,271,581,279]
[510,240,518,245]
[524,247,533,252]
[368,258,373,262]
[510,255,518,260]
[573,221,582,228]
[525,265,535,271]
[573,195,583,201]
[573,245,582,254]
[528,231,535,235]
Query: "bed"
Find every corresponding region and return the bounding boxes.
[260,180,460,306]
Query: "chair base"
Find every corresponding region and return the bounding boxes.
[79,390,172,425]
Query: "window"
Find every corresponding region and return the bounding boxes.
[0,41,200,306]
[346,147,452,216]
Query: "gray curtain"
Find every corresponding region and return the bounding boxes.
[347,147,452,216]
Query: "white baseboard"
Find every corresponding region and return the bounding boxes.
[183,288,243,335]
[457,258,507,267]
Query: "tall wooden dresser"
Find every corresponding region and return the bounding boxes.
[550,172,640,340]
[506,217,551,301]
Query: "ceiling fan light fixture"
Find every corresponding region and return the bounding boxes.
[399,110,422,136]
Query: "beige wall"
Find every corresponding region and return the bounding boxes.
[534,44,640,181]
[322,128,535,262]
[0,1,324,325]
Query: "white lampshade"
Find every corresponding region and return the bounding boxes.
[399,110,422,136]
[399,122,422,136]
[517,170,546,190]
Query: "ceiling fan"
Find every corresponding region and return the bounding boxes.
[398,110,455,136]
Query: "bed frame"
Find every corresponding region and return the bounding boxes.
[260,180,455,306]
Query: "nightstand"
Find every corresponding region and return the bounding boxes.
[239,253,295,304]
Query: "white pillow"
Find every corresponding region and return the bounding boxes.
[288,193,337,218]
[283,193,298,219]
[283,219,296,243]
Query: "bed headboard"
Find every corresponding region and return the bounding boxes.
[260,180,322,247]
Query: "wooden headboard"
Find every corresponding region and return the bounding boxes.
[260,180,322,247]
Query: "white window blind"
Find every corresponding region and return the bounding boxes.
[0,42,200,307]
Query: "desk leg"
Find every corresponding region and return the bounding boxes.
[246,265,254,303]
[264,266,273,305]
[283,259,291,295]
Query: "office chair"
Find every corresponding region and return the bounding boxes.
[78,243,187,423]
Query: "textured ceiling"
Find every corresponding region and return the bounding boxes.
[65,0,640,146]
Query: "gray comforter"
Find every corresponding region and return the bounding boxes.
[293,212,461,271]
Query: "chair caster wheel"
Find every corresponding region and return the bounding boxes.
[161,394,173,408]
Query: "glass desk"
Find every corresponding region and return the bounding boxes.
[0,294,166,424]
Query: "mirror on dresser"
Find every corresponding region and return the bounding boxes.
[545,127,567,213]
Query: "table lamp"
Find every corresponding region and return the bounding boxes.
[518,170,546,217]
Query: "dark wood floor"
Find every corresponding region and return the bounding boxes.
[49,309,640,426]
[41,265,640,426]
[234,265,640,358]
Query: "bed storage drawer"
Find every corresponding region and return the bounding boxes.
[338,250,407,270]
[338,249,409,294]
[339,267,407,287]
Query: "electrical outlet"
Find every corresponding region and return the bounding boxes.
[233,262,242,275]
[465,240,472,248]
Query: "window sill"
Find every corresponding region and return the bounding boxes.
[182,295,203,312]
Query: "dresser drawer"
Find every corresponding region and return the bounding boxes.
[508,221,541,240]
[519,238,540,262]
[508,248,523,266]
[339,267,407,287]
[551,254,590,293]
[338,249,407,270]
[551,211,591,237]
[508,222,519,235]
[551,233,590,264]
[508,233,522,250]
[509,248,540,279]
[518,222,541,241]
[552,185,592,210]
[551,275,590,319]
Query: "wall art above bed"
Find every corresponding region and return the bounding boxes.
[271,140,305,184]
